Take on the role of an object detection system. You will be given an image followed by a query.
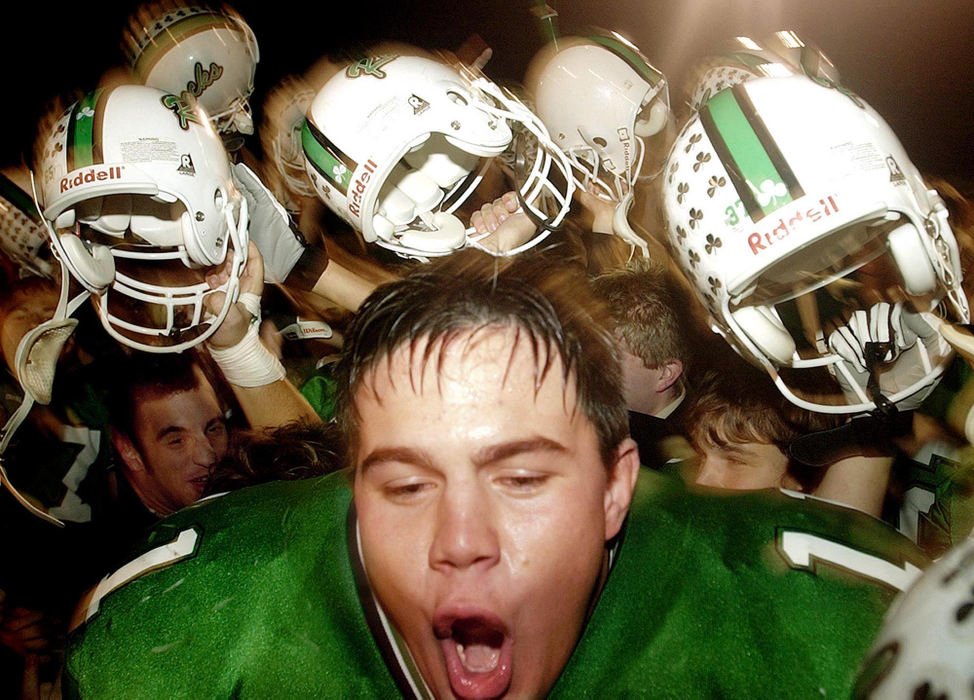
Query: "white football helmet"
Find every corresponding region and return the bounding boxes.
[855,536,974,698]
[525,33,669,250]
[34,84,248,352]
[686,31,842,113]
[0,167,57,279]
[660,75,969,414]
[259,75,317,211]
[302,51,574,260]
[527,33,669,202]
[123,2,259,144]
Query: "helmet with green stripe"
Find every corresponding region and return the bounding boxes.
[122,2,259,145]
[302,50,573,260]
[34,84,248,353]
[526,33,670,205]
[259,74,317,212]
[661,74,969,414]
[685,30,843,113]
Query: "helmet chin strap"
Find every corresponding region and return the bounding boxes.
[612,189,649,256]
[0,259,90,527]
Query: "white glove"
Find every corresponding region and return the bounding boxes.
[232,162,306,284]
[827,302,943,411]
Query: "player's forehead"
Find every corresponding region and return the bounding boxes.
[135,382,222,434]
[357,325,576,407]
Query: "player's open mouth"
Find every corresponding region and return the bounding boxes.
[434,610,513,699]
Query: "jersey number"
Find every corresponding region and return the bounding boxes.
[778,530,922,592]
[84,528,199,621]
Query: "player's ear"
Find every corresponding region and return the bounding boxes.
[112,430,146,473]
[604,437,640,541]
[654,360,683,393]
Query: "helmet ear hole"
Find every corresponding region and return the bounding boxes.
[58,234,115,292]
[730,305,796,365]
[887,223,938,296]
[634,99,669,137]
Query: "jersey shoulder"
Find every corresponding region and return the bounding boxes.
[553,469,926,698]
[65,472,398,698]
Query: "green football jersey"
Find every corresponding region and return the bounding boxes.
[65,469,925,698]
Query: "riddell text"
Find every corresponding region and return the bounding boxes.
[748,195,839,255]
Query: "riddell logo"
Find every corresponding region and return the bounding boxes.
[347,160,378,217]
[60,166,124,193]
[747,194,839,255]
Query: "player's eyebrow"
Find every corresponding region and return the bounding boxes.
[155,425,188,442]
[358,437,569,475]
[358,447,436,475]
[471,437,569,467]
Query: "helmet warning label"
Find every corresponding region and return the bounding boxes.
[120,138,180,163]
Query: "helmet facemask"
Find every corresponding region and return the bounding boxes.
[526,34,671,251]
[35,85,249,353]
[303,52,574,261]
[662,75,969,415]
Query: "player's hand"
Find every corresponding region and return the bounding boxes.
[575,186,617,235]
[20,653,62,700]
[828,302,942,411]
[470,192,537,253]
[232,162,306,284]
[0,607,62,657]
[205,241,264,350]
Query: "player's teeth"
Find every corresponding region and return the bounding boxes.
[456,642,500,673]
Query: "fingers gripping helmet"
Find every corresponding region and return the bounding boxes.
[35,84,248,353]
[302,51,574,260]
[686,31,842,113]
[123,2,260,140]
[526,34,670,204]
[259,75,317,211]
[661,75,969,414]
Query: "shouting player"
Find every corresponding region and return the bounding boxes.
[66,251,925,697]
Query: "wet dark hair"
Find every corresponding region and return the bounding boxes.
[685,362,842,491]
[105,351,204,442]
[334,249,629,466]
[204,419,343,495]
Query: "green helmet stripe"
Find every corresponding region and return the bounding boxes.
[700,84,803,222]
[587,34,664,88]
[67,90,103,172]
[724,51,773,70]
[0,172,41,222]
[301,119,356,195]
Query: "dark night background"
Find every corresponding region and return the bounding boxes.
[5,0,974,185]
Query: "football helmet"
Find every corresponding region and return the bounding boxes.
[525,33,669,249]
[123,2,259,142]
[854,536,974,698]
[34,84,248,353]
[302,51,574,260]
[660,75,969,414]
[685,31,842,113]
[259,75,317,211]
[0,167,57,279]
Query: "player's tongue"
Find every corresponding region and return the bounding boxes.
[437,615,512,698]
[456,640,499,673]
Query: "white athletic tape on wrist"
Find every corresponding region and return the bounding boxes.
[208,321,285,387]
[237,292,262,321]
